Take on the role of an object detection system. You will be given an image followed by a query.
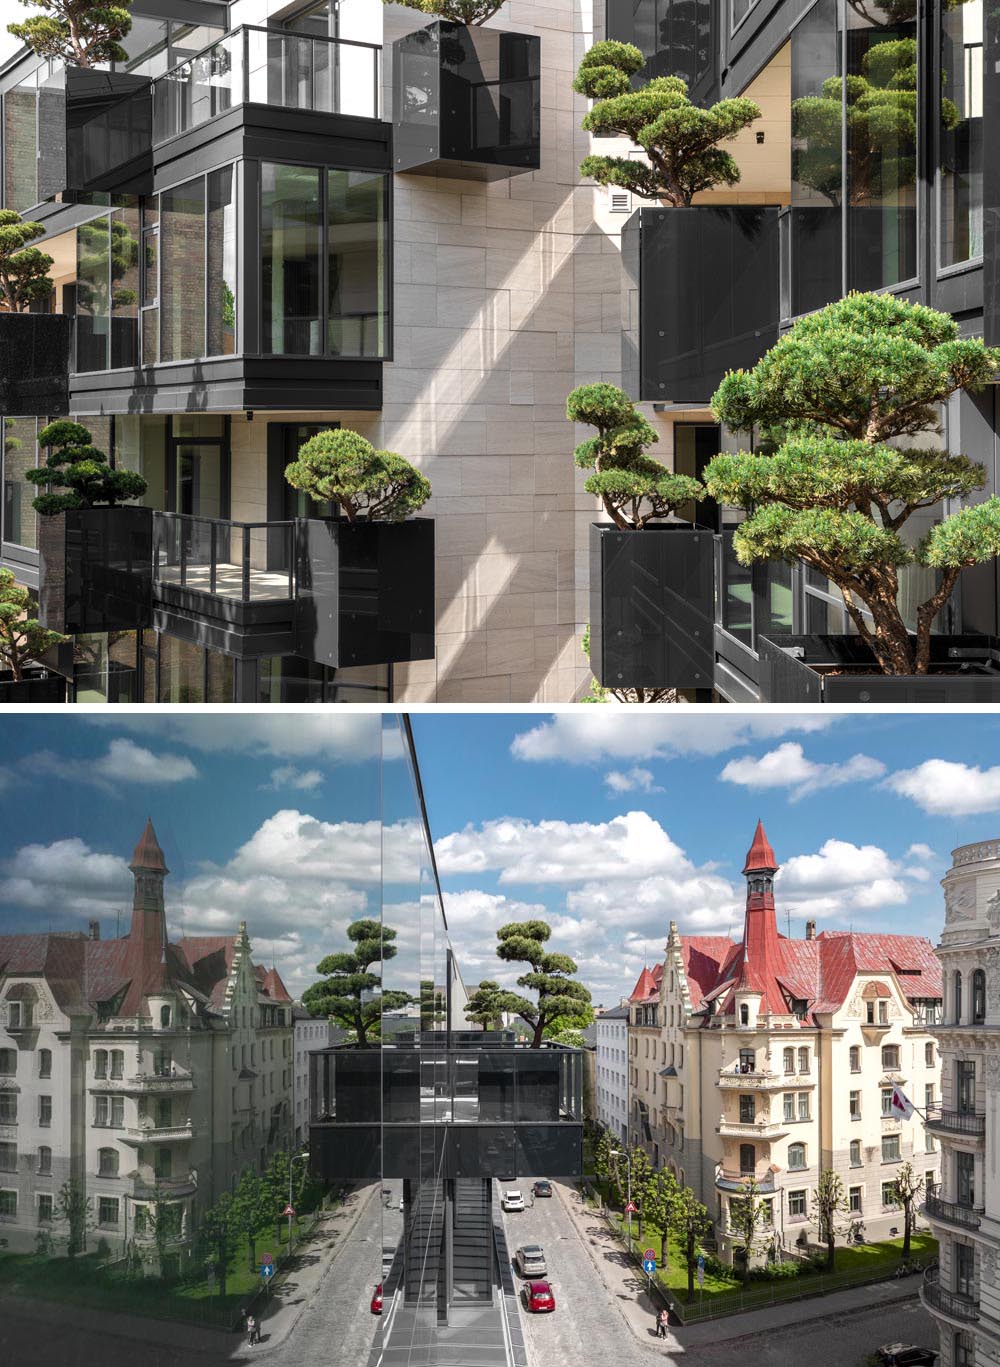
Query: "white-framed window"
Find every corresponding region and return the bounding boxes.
[881,1180,898,1206]
[788,1189,807,1217]
[109,1050,124,1080]
[98,1147,119,1178]
[797,1092,809,1121]
[783,1048,794,1075]
[849,1186,862,1213]
[94,1049,108,1079]
[788,1142,806,1170]
[925,1042,934,1066]
[37,1145,51,1174]
[878,1000,889,1025]
[849,1046,861,1073]
[38,1096,51,1127]
[850,1139,862,1167]
[882,1045,900,1070]
[850,1091,861,1120]
[37,1193,53,1223]
[881,1087,894,1117]
[0,1142,15,1172]
[882,1134,900,1162]
[38,1048,51,1078]
[98,1196,120,1226]
[783,1092,795,1122]
[798,1048,809,1074]
[0,1189,17,1219]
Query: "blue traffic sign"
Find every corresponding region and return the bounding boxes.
[260,1263,275,1279]
[642,1258,656,1275]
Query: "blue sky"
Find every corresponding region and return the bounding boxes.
[1,711,999,1004]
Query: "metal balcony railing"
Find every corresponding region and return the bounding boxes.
[923,1267,979,1322]
[924,1185,983,1230]
[924,1106,986,1137]
[151,25,382,143]
[153,512,296,603]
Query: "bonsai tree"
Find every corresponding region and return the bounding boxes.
[381,0,507,22]
[0,209,54,313]
[285,429,431,524]
[574,42,761,204]
[8,0,133,68]
[464,979,510,1030]
[568,384,704,530]
[812,1168,850,1270]
[706,292,1000,676]
[889,1161,925,1259]
[302,917,413,1047]
[493,920,592,1048]
[0,569,66,680]
[26,420,147,515]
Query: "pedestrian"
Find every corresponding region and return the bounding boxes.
[247,1313,258,1346]
[657,1307,669,1339]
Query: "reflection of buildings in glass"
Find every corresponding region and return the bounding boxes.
[0,819,293,1261]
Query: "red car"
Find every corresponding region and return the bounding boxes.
[370,1284,383,1315]
[525,1280,556,1313]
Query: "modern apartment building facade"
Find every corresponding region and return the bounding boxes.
[626,823,943,1264]
[595,1003,628,1144]
[922,839,1000,1367]
[0,819,293,1258]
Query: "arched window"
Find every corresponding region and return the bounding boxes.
[788,1142,806,1170]
[38,1049,51,1078]
[954,971,963,1024]
[98,1148,118,1178]
[783,1047,794,1075]
[160,1005,171,1028]
[849,1139,861,1166]
[0,1048,15,1076]
[94,1049,108,1079]
[972,969,986,1024]
[739,1143,756,1175]
[739,1003,750,1026]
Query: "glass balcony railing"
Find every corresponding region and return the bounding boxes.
[151,25,381,144]
[152,512,296,603]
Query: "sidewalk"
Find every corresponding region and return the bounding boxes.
[555,1181,923,1352]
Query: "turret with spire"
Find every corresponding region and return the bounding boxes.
[129,818,169,949]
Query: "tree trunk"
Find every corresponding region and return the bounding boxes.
[10,651,22,682]
[826,1233,835,1271]
[914,567,961,675]
[531,1019,545,1048]
[686,1229,695,1301]
[248,1235,256,1272]
[902,1204,911,1260]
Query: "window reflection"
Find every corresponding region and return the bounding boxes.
[940,0,983,267]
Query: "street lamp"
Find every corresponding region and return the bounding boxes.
[288,1150,309,1252]
[610,1149,633,1247]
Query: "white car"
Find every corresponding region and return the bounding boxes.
[515,1244,547,1277]
[503,1190,525,1212]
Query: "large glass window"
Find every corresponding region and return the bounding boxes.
[2,416,38,550]
[161,177,206,363]
[77,215,111,374]
[328,170,386,357]
[110,205,140,369]
[262,162,322,355]
[940,0,983,267]
[207,166,238,356]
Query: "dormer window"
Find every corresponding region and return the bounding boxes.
[160,1005,171,1029]
[739,1003,750,1026]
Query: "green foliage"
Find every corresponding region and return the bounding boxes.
[9,0,133,67]
[811,1169,849,1270]
[888,1161,924,1259]
[727,1177,767,1282]
[493,920,592,1048]
[26,419,147,515]
[197,1191,236,1297]
[0,568,65,681]
[0,209,53,313]
[574,43,761,204]
[464,979,514,1030]
[666,1180,712,1300]
[706,292,1000,676]
[230,1169,273,1273]
[302,918,413,1047]
[380,0,506,22]
[568,383,704,530]
[55,1179,94,1256]
[285,429,431,524]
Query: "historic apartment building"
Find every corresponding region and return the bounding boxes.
[922,839,1000,1367]
[595,1003,629,1144]
[0,820,293,1257]
[626,822,943,1264]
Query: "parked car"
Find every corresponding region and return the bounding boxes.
[878,1346,937,1367]
[370,1284,383,1315]
[532,1180,552,1198]
[503,1190,525,1212]
[524,1280,556,1313]
[515,1244,547,1277]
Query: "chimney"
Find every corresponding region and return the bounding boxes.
[805,920,816,941]
[89,920,100,941]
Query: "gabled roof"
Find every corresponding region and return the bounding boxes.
[629,964,662,1003]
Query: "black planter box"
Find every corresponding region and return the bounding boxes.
[392,20,540,177]
[0,315,73,416]
[0,668,67,704]
[37,67,152,198]
[758,633,1000,702]
[295,518,435,669]
[39,505,153,636]
[590,522,714,691]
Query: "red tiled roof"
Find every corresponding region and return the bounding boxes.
[629,964,661,1003]
[680,937,736,1009]
[261,967,292,1003]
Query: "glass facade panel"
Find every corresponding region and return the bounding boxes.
[940,0,983,266]
[77,216,111,374]
[207,166,238,356]
[161,178,206,362]
[110,205,140,369]
[157,634,206,702]
[262,163,323,355]
[328,170,386,357]
[1,416,38,550]
[789,0,843,314]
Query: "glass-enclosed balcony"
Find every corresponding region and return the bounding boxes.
[151,25,381,143]
[153,513,296,603]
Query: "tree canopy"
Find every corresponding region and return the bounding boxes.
[285,429,431,524]
[0,209,54,313]
[26,420,147,515]
[302,918,413,1047]
[9,0,133,67]
[574,42,761,205]
[492,920,592,1048]
[568,383,704,530]
[706,292,1000,676]
[380,0,507,23]
[464,979,510,1030]
[0,568,65,681]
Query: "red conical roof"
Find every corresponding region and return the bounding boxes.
[630,966,659,1002]
[130,819,168,875]
[743,819,777,874]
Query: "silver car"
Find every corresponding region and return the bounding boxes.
[515,1244,547,1278]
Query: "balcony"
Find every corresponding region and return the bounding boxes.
[128,1173,197,1201]
[924,1107,986,1140]
[924,1186,983,1231]
[715,1169,777,1194]
[621,206,780,405]
[717,1117,789,1140]
[922,1268,979,1323]
[122,1120,194,1145]
[717,1069,783,1090]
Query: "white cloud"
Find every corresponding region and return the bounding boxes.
[885,760,1000,816]
[777,838,911,916]
[260,765,323,792]
[511,713,832,764]
[604,767,660,794]
[0,838,131,917]
[720,742,885,802]
[85,714,382,765]
[28,740,197,790]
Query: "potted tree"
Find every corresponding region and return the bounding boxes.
[387,0,540,176]
[27,419,152,635]
[285,428,435,669]
[569,382,712,694]
[705,291,1000,700]
[574,42,769,402]
[0,569,68,702]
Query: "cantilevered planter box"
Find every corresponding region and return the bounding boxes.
[758,633,1000,702]
[0,314,73,416]
[0,668,67,704]
[589,522,714,691]
[295,518,435,669]
[392,20,540,177]
[39,506,153,635]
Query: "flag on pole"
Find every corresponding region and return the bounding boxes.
[890,1085,915,1120]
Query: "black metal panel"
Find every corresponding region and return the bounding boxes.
[38,505,153,635]
[393,21,540,178]
[310,1121,582,1181]
[0,671,67,704]
[626,206,779,404]
[759,633,1000,702]
[51,69,153,196]
[0,315,72,416]
[590,522,714,690]
[152,587,296,660]
[984,0,1000,345]
[294,519,340,669]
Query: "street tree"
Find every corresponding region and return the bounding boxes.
[231,1168,273,1273]
[812,1169,850,1270]
[494,920,593,1048]
[644,1167,677,1267]
[890,1162,925,1260]
[629,1146,653,1241]
[9,0,133,67]
[55,1178,93,1256]
[303,918,413,1047]
[574,42,761,204]
[285,429,430,523]
[593,1128,619,1205]
[706,293,1000,676]
[668,1182,712,1300]
[26,419,147,515]
[198,1191,236,1297]
[0,209,53,313]
[0,568,65,681]
[728,1176,767,1282]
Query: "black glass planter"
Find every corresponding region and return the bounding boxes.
[0,669,67,704]
[589,522,714,690]
[295,517,435,669]
[393,20,540,177]
[0,315,72,416]
[758,633,1000,702]
[40,67,153,197]
[38,505,154,636]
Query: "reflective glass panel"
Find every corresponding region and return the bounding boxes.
[940,0,983,266]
